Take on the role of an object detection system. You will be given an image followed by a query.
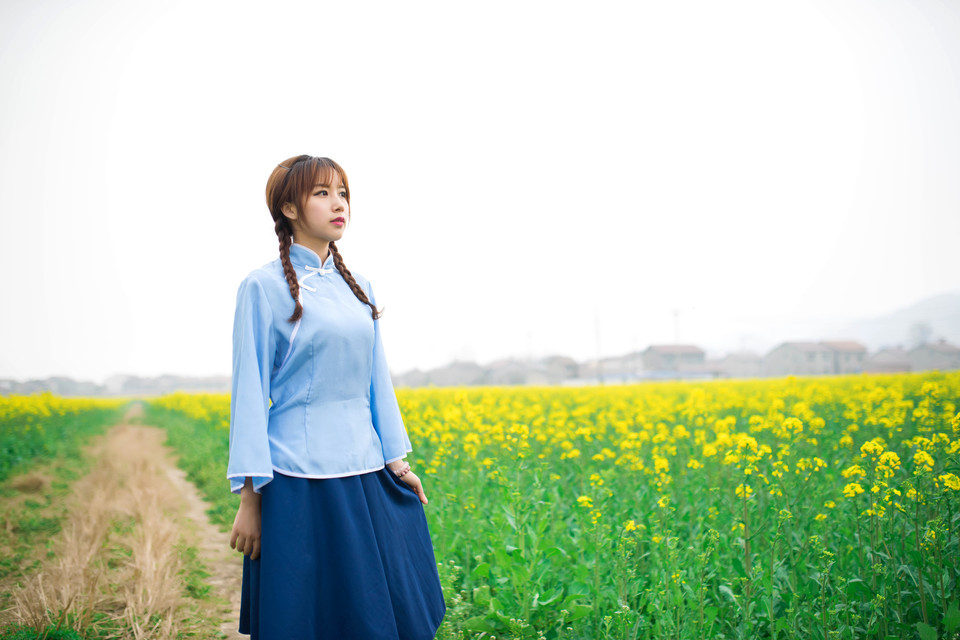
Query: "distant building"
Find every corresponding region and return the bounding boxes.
[641,345,705,372]
[821,341,868,374]
[579,354,643,383]
[908,340,960,372]
[485,358,531,386]
[864,347,911,373]
[715,351,763,379]
[540,355,580,382]
[763,342,834,377]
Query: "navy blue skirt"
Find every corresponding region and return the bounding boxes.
[238,466,446,639]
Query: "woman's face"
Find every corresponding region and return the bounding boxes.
[285,172,350,246]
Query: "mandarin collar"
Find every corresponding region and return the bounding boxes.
[290,242,335,270]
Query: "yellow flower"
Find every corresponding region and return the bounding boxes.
[860,440,884,458]
[589,473,604,486]
[576,495,593,508]
[824,500,836,509]
[735,484,752,498]
[624,519,637,532]
[657,495,670,508]
[938,473,960,490]
[841,464,866,479]
[913,450,934,472]
[843,483,864,498]
[815,513,827,521]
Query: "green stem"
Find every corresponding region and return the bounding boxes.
[915,486,928,624]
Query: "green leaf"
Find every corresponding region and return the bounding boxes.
[731,557,747,578]
[565,581,592,597]
[541,546,569,561]
[845,578,875,599]
[471,562,490,580]
[510,563,530,584]
[718,584,737,604]
[473,585,491,607]
[945,600,960,633]
[462,615,499,633]
[567,603,593,621]
[501,504,518,530]
[534,586,564,607]
[704,606,719,627]
[916,621,937,640]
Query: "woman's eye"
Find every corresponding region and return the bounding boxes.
[314,190,327,196]
[339,191,347,198]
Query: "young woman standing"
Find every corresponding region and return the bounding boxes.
[227,155,445,639]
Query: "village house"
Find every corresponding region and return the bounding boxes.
[907,339,960,372]
[864,347,911,373]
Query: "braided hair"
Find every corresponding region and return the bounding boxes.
[265,155,381,323]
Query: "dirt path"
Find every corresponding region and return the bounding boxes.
[7,403,245,639]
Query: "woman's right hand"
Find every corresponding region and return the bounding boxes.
[230,479,262,560]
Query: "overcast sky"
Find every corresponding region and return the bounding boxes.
[1,0,958,383]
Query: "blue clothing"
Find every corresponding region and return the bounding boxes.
[239,468,446,639]
[227,242,413,495]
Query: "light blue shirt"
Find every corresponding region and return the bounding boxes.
[227,242,412,494]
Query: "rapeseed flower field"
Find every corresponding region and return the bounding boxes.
[148,371,960,639]
[0,392,125,483]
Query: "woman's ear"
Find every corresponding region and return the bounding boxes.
[281,203,297,220]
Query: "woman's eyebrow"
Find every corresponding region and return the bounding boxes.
[313,183,345,188]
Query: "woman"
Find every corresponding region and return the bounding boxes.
[227,155,446,639]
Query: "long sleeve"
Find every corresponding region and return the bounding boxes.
[227,275,277,494]
[366,280,414,464]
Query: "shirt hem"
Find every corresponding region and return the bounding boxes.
[271,464,387,479]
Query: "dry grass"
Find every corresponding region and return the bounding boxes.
[5,418,206,639]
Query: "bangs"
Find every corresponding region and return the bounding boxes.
[294,157,350,210]
[309,165,346,190]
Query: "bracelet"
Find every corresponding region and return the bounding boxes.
[393,461,411,478]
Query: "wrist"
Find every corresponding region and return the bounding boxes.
[240,478,262,504]
[387,459,411,477]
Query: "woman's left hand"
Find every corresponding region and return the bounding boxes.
[398,470,428,505]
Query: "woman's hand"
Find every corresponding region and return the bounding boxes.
[388,460,429,505]
[398,469,428,505]
[230,479,262,560]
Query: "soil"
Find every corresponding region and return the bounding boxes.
[1,403,245,639]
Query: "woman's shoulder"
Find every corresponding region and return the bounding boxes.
[349,269,371,292]
[235,258,287,298]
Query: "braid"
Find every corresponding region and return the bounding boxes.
[275,219,303,323]
[329,242,381,320]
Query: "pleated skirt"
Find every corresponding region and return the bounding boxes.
[238,466,446,640]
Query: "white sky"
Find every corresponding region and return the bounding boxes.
[1,0,959,383]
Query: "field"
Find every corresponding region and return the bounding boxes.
[143,371,960,640]
[148,373,960,639]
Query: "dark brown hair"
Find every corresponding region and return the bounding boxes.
[265,155,381,323]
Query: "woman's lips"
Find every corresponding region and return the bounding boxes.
[332,218,345,226]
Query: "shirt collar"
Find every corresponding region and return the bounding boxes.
[289,242,335,270]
